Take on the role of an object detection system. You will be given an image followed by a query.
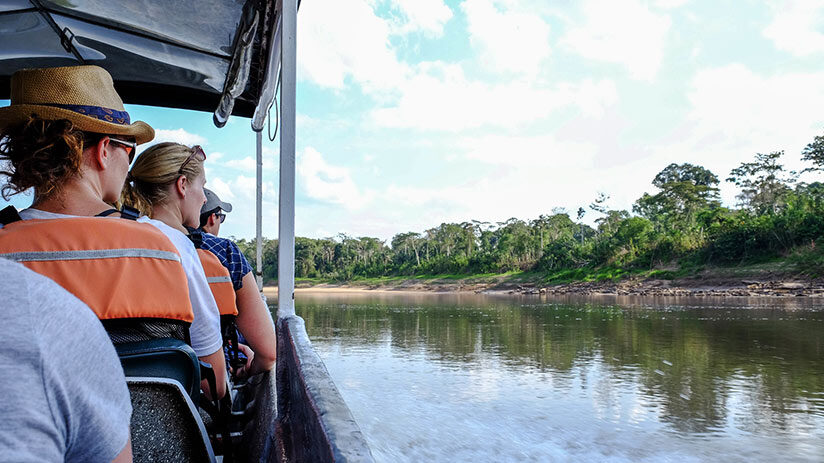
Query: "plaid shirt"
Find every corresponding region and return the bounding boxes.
[200,233,253,290]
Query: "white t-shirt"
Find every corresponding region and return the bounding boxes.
[0,258,132,462]
[137,216,222,357]
[16,208,223,357]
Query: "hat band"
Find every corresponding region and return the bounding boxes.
[43,103,131,125]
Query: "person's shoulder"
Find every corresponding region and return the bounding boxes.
[19,208,77,220]
[139,217,193,249]
[203,232,231,246]
[2,258,103,343]
[202,233,239,256]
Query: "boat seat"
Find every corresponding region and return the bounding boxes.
[127,377,216,463]
[116,338,201,402]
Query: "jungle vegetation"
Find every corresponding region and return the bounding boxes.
[235,134,824,283]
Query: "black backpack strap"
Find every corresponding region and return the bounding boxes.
[119,206,140,221]
[95,208,119,217]
[186,226,203,249]
[0,206,22,226]
[96,206,139,220]
[221,315,244,370]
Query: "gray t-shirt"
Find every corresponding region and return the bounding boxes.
[0,258,132,462]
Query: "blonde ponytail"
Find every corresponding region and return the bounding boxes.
[119,142,205,217]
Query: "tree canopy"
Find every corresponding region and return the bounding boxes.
[235,132,824,281]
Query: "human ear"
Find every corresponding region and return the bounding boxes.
[88,137,110,169]
[175,175,188,198]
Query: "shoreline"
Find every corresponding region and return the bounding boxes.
[263,276,824,298]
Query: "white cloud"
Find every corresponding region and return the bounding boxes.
[208,174,278,238]
[297,147,373,208]
[459,134,598,168]
[296,114,322,130]
[654,0,689,8]
[297,0,407,92]
[461,0,551,76]
[152,128,208,147]
[221,156,277,172]
[561,0,671,81]
[638,64,824,206]
[371,62,618,130]
[372,157,652,235]
[207,177,233,201]
[224,157,256,171]
[390,0,453,38]
[763,1,824,57]
[686,64,824,147]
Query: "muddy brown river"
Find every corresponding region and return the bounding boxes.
[289,292,824,462]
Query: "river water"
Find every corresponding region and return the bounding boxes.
[295,292,824,462]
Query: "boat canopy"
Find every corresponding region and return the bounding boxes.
[0,0,279,120]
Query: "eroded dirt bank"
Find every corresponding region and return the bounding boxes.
[264,276,824,298]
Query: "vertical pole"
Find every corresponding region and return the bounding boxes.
[278,0,297,318]
[255,131,263,291]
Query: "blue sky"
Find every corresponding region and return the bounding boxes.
[3,0,824,241]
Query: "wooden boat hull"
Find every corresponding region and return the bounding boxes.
[232,315,373,462]
[271,315,375,462]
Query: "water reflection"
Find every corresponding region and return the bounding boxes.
[295,293,824,462]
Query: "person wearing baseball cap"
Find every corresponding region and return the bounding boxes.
[198,189,276,378]
[200,188,233,236]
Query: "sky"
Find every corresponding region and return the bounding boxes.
[3,0,824,242]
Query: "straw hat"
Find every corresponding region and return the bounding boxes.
[0,65,154,144]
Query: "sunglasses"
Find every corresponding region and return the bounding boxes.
[107,137,137,163]
[215,212,226,223]
[179,145,207,173]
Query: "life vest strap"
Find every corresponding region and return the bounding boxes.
[96,206,140,220]
[0,206,22,226]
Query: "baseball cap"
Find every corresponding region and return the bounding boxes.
[201,188,233,214]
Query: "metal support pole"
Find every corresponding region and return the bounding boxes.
[255,131,263,291]
[278,0,297,318]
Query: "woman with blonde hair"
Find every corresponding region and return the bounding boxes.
[122,142,227,398]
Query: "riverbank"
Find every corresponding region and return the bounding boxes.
[263,270,824,298]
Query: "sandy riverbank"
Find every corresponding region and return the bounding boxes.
[263,276,824,298]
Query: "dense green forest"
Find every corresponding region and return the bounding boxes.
[235,133,824,283]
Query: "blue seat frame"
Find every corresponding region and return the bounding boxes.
[115,338,201,403]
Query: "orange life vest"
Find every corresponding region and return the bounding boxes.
[0,217,194,323]
[197,248,238,317]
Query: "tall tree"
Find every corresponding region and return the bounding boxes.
[801,133,824,173]
[576,207,586,245]
[727,151,796,213]
[635,163,720,229]
[589,192,611,234]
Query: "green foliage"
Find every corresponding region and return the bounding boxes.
[635,163,720,231]
[245,137,823,284]
[801,132,824,173]
[727,151,796,213]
